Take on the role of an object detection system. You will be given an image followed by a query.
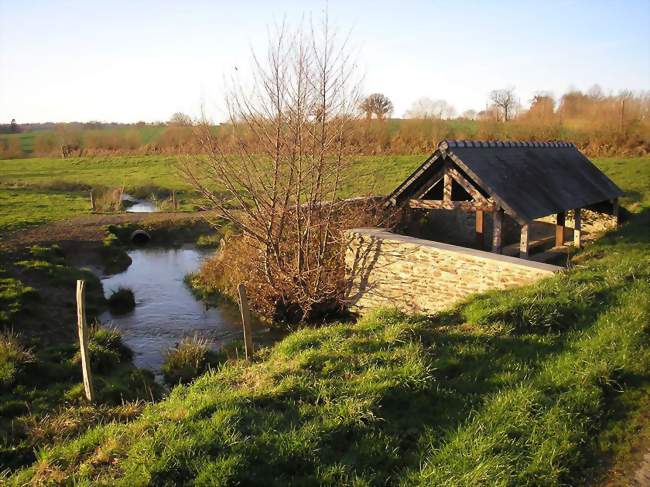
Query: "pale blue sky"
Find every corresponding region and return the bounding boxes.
[1,0,648,123]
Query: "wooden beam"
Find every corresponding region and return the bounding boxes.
[409,199,495,212]
[555,211,565,247]
[387,153,440,206]
[475,210,484,249]
[492,208,504,254]
[443,170,452,202]
[519,223,530,259]
[412,169,444,199]
[446,166,489,204]
[573,208,582,249]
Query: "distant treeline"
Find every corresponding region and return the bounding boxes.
[1,89,648,159]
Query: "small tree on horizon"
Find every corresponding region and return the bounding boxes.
[489,87,518,121]
[359,93,394,120]
[404,97,456,119]
[168,112,193,126]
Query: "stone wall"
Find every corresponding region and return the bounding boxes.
[345,228,560,315]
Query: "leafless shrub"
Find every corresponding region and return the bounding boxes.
[0,137,23,159]
[180,17,391,321]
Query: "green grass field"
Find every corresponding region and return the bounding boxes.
[0,153,649,483]
[1,155,649,235]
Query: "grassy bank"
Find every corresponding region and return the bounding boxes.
[4,205,648,484]
[0,244,160,470]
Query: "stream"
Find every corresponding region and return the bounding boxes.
[98,246,255,374]
[122,193,157,213]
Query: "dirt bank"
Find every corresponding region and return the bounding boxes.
[1,211,208,250]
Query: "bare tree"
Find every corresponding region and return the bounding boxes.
[489,87,517,121]
[168,112,193,126]
[404,97,456,119]
[460,109,477,120]
[526,93,555,121]
[359,93,393,119]
[180,17,383,320]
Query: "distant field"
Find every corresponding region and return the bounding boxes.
[1,154,648,235]
[0,126,167,155]
[0,155,190,190]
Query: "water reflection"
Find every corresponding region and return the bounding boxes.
[122,193,157,213]
[99,246,245,372]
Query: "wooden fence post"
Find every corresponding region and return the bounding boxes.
[89,190,96,212]
[76,280,94,402]
[237,283,254,361]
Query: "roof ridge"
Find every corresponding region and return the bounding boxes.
[440,139,575,149]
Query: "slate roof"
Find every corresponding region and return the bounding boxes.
[388,140,623,224]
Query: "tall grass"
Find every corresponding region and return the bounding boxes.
[161,335,219,385]
[0,331,33,388]
[107,287,135,315]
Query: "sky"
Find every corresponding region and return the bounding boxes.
[1,0,648,123]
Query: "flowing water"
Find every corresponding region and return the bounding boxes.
[122,194,157,213]
[99,246,252,373]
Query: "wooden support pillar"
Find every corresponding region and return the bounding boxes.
[475,210,484,249]
[573,208,582,249]
[555,211,566,247]
[491,208,503,254]
[612,198,620,226]
[519,223,530,259]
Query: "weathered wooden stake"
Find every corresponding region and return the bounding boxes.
[519,223,530,259]
[491,208,503,254]
[76,280,94,402]
[555,211,566,247]
[573,208,582,249]
[89,190,96,211]
[612,198,621,226]
[237,283,254,361]
[475,210,484,249]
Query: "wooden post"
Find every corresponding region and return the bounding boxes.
[612,198,620,226]
[491,208,503,254]
[519,223,530,259]
[475,210,484,249]
[555,211,566,247]
[76,280,94,402]
[237,283,254,361]
[573,208,582,249]
[89,190,96,211]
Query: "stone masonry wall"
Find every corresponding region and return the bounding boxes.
[345,228,560,315]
